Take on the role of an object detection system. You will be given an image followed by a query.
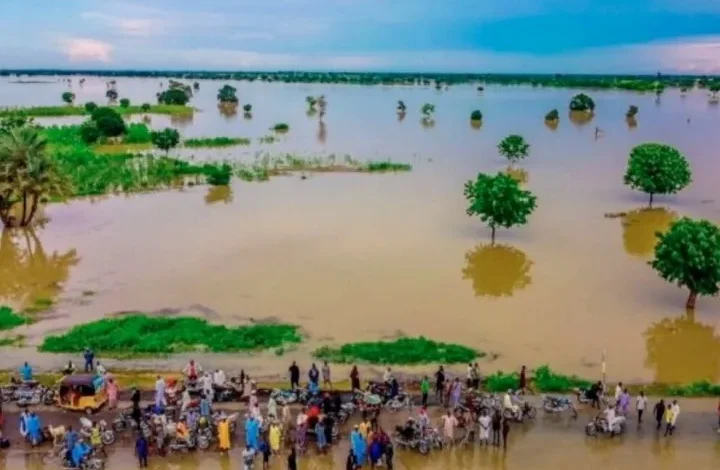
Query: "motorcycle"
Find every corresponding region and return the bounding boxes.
[336,402,357,424]
[15,383,55,407]
[503,401,537,422]
[269,389,298,406]
[385,393,412,412]
[79,417,115,446]
[542,396,578,418]
[586,415,626,437]
[112,410,138,433]
[394,425,430,455]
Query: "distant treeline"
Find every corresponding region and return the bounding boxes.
[1,69,718,90]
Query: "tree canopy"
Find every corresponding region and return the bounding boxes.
[91,107,126,138]
[119,98,130,108]
[470,110,483,121]
[150,128,180,154]
[464,172,537,242]
[61,92,75,105]
[157,88,189,106]
[498,135,530,165]
[421,103,435,117]
[105,89,118,102]
[623,143,692,207]
[84,102,98,113]
[651,218,720,309]
[217,84,239,104]
[569,93,595,112]
[626,105,639,118]
[545,109,559,121]
[0,126,72,227]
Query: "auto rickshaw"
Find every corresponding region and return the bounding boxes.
[56,374,108,414]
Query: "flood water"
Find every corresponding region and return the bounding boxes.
[1,76,720,383]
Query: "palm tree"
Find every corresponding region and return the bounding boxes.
[0,127,72,227]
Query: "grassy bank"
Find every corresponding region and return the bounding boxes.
[0,104,193,117]
[39,314,303,356]
[313,337,481,365]
[184,136,251,148]
[0,306,27,330]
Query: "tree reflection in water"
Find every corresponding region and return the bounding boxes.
[644,309,720,383]
[204,186,234,205]
[462,244,533,297]
[0,229,79,308]
[622,208,677,258]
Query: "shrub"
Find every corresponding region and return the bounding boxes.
[141,103,151,112]
[203,163,233,185]
[0,306,26,331]
[91,107,126,137]
[124,123,152,144]
[545,109,559,121]
[484,371,520,392]
[470,110,483,121]
[273,123,290,132]
[532,365,591,392]
[119,98,131,108]
[79,120,101,144]
[313,337,481,365]
[569,93,595,112]
[84,102,98,113]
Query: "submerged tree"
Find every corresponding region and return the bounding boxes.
[464,172,537,243]
[623,143,691,207]
[421,103,435,119]
[217,84,239,105]
[105,89,118,103]
[470,110,483,122]
[61,92,75,105]
[626,105,639,118]
[498,135,530,165]
[0,127,72,227]
[710,83,720,103]
[569,93,595,113]
[397,100,406,113]
[544,109,559,122]
[651,218,720,309]
[243,104,252,118]
[150,128,180,155]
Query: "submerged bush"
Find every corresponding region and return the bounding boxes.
[273,123,290,132]
[184,137,251,148]
[532,365,592,392]
[203,163,233,185]
[313,337,481,365]
[626,105,639,118]
[569,93,595,112]
[470,110,483,121]
[40,314,302,354]
[0,306,27,331]
[364,161,412,172]
[545,109,559,121]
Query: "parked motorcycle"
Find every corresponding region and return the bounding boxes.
[586,415,626,437]
[269,389,298,406]
[503,401,537,422]
[385,393,412,412]
[79,417,115,446]
[542,395,578,418]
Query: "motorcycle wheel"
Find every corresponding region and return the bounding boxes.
[197,435,210,450]
[112,421,124,433]
[543,404,555,413]
[418,441,430,455]
[526,406,537,419]
[43,394,55,406]
[102,431,115,446]
[585,424,598,437]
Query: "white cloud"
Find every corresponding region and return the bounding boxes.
[58,38,113,63]
[81,11,164,37]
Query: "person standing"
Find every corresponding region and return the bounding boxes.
[441,410,458,445]
[321,361,332,390]
[385,440,394,470]
[518,366,527,394]
[420,376,430,407]
[308,363,320,389]
[435,366,445,401]
[614,382,623,404]
[670,400,680,433]
[491,410,501,447]
[154,376,166,409]
[663,404,675,436]
[289,361,300,390]
[135,434,149,468]
[346,449,358,470]
[287,447,298,470]
[350,366,361,391]
[450,378,462,409]
[619,388,630,416]
[83,348,94,373]
[636,391,647,424]
[466,363,474,389]
[107,378,118,410]
[502,417,510,450]
[653,399,665,431]
[259,436,271,469]
[478,409,491,446]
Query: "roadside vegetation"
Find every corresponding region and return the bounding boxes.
[0,104,192,117]
[39,314,302,356]
[313,337,481,365]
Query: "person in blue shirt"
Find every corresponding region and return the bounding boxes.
[135,434,149,468]
[26,412,42,446]
[64,425,78,460]
[20,362,32,382]
[83,348,95,373]
[71,439,91,468]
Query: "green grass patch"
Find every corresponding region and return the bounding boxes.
[0,306,27,331]
[272,123,290,132]
[0,104,193,117]
[532,365,592,392]
[184,137,251,148]
[484,371,520,392]
[39,314,303,355]
[664,381,720,397]
[0,335,25,347]
[313,337,481,365]
[364,161,412,172]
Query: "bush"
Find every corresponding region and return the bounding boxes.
[243,104,252,113]
[39,314,303,354]
[203,163,233,185]
[484,371,520,392]
[141,103,151,112]
[119,98,130,108]
[569,93,595,112]
[532,365,591,392]
[272,123,290,132]
[626,105,639,118]
[84,102,98,113]
[91,107,126,137]
[0,306,26,331]
[158,88,189,106]
[666,381,720,397]
[364,161,412,172]
[545,109,559,121]
[313,337,481,365]
[470,110,483,121]
[79,120,101,144]
[184,137,251,148]
[124,123,152,144]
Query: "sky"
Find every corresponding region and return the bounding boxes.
[1,0,720,73]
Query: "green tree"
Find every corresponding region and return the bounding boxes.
[243,104,252,113]
[470,110,483,122]
[0,127,72,227]
[79,120,101,144]
[464,172,537,243]
[545,109,559,121]
[150,128,180,155]
[157,88,189,106]
[710,83,720,101]
[498,135,530,165]
[651,218,720,309]
[84,102,98,113]
[217,84,239,104]
[306,96,317,111]
[421,103,435,118]
[623,143,691,207]
[91,107,126,138]
[61,92,75,105]
[106,89,118,102]
[626,105,639,118]
[141,103,151,112]
[0,114,35,135]
[569,93,595,112]
[397,100,406,113]
[119,98,130,108]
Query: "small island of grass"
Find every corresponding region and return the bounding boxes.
[272,123,290,133]
[0,104,193,118]
[485,365,591,393]
[313,337,481,365]
[40,314,303,356]
[184,137,251,148]
[0,306,27,331]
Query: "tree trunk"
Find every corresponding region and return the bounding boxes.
[20,191,28,226]
[25,194,40,228]
[490,225,496,244]
[686,290,698,310]
[649,193,654,208]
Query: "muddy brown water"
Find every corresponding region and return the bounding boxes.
[0,77,719,385]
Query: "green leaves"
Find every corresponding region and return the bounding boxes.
[150,128,180,153]
[217,84,239,104]
[497,135,530,164]
[464,172,537,239]
[0,306,27,330]
[544,109,559,121]
[651,217,720,298]
[313,337,480,365]
[569,93,595,112]
[470,110,483,121]
[623,143,691,205]
[421,103,435,118]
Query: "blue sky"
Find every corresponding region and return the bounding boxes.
[1,0,720,73]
